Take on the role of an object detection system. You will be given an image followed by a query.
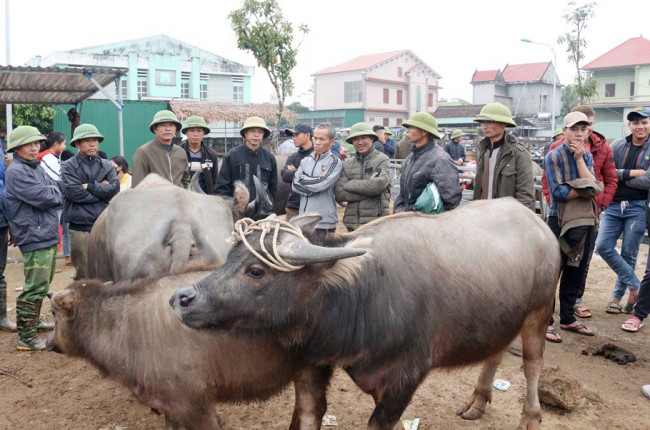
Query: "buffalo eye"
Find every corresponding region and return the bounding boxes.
[246,267,265,279]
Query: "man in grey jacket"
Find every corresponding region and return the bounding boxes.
[292,123,342,237]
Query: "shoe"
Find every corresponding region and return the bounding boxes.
[16,336,47,351]
[36,300,55,330]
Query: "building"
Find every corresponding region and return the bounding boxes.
[299,50,441,128]
[471,62,561,137]
[582,37,650,139]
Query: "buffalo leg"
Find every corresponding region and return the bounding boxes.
[457,352,502,420]
[289,365,333,430]
[517,310,547,430]
[365,373,425,430]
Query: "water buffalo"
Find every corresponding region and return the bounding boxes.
[171,198,561,430]
[88,174,257,281]
[47,268,332,430]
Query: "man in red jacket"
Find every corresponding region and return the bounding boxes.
[542,105,618,341]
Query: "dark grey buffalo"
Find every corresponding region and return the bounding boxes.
[88,174,256,281]
[171,198,561,430]
[47,268,331,430]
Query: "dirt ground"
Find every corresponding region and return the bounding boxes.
[1,220,650,430]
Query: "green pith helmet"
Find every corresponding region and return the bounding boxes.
[346,122,378,143]
[384,126,392,136]
[182,116,211,135]
[552,128,564,138]
[70,124,104,147]
[450,129,464,140]
[473,102,517,127]
[7,126,46,153]
[402,112,441,139]
[149,110,182,133]
[240,116,270,139]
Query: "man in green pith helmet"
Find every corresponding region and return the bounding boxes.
[61,124,119,280]
[473,102,534,210]
[444,129,466,166]
[5,126,64,350]
[132,110,190,188]
[180,116,219,194]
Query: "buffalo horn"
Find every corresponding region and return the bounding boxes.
[189,172,206,194]
[278,236,366,265]
[246,175,273,217]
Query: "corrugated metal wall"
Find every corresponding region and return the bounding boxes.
[52,100,168,164]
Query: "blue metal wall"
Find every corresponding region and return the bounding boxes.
[52,100,168,164]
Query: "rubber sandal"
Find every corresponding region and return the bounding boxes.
[560,322,595,336]
[546,326,562,343]
[605,302,623,314]
[573,305,592,318]
[55,268,62,273]
[622,302,635,314]
[622,317,644,332]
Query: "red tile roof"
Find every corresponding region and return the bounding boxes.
[313,50,408,75]
[502,62,550,82]
[583,37,650,69]
[471,69,499,83]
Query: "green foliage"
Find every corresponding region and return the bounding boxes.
[561,85,579,115]
[286,101,310,113]
[229,0,309,147]
[0,104,56,134]
[557,2,598,104]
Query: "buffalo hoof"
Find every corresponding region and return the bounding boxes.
[456,403,486,420]
[517,417,541,430]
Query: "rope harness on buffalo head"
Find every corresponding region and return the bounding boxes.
[227,218,307,272]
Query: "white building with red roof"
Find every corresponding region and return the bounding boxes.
[582,37,650,139]
[300,50,441,128]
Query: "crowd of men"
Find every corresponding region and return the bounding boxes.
[1,105,650,399]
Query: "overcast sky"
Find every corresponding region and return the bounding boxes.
[1,0,647,106]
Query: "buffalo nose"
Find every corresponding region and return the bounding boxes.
[173,287,196,308]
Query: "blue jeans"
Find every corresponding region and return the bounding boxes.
[595,200,647,300]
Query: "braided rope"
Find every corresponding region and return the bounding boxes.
[227,218,308,272]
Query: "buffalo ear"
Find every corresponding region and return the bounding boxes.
[289,214,322,234]
[52,290,76,320]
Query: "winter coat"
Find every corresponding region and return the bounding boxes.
[542,131,617,212]
[131,139,190,188]
[5,155,63,253]
[611,134,650,200]
[0,147,7,228]
[473,134,535,211]
[292,151,342,230]
[180,141,219,194]
[394,140,462,213]
[373,140,396,159]
[395,138,414,160]
[335,147,390,230]
[215,144,277,217]
[61,154,120,231]
[281,146,314,210]
[444,141,466,162]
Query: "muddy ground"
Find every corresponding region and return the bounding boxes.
[1,220,650,430]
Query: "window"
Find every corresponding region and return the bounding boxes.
[383,118,389,126]
[428,93,433,108]
[397,90,403,105]
[233,85,244,103]
[541,94,548,112]
[398,67,403,77]
[383,88,389,104]
[155,69,176,86]
[630,82,635,96]
[396,118,403,126]
[200,83,208,101]
[605,83,616,97]
[137,80,148,99]
[181,82,190,99]
[344,81,362,103]
[114,79,127,99]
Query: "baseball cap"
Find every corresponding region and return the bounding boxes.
[563,111,590,128]
[627,107,650,121]
[292,123,314,136]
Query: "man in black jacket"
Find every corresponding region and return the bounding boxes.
[280,123,314,219]
[61,124,119,280]
[214,117,277,219]
[180,116,218,193]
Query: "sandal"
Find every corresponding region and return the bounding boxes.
[605,302,623,314]
[546,326,562,343]
[560,322,595,336]
[574,304,592,318]
[622,317,644,332]
[622,302,635,314]
[55,268,62,273]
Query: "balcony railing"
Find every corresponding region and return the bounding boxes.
[589,95,650,104]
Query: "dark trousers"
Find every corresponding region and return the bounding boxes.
[548,216,596,326]
[0,227,8,285]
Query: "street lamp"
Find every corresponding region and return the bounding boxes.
[521,38,557,132]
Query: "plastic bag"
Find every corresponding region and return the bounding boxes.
[414,182,444,214]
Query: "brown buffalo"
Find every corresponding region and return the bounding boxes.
[171,198,561,429]
[47,268,331,430]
